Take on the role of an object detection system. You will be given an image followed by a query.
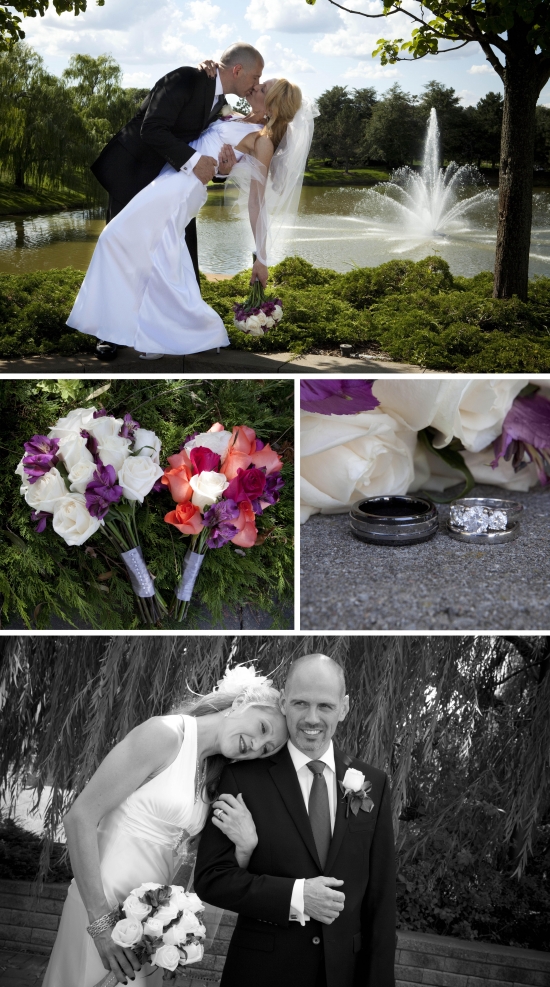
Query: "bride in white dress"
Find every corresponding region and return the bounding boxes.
[42,667,288,987]
[66,78,308,359]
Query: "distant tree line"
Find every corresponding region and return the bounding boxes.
[312,81,550,173]
[0,44,147,196]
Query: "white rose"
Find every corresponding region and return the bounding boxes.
[133,428,162,465]
[129,882,164,897]
[24,467,68,514]
[171,889,203,914]
[52,494,102,546]
[300,409,417,523]
[373,380,526,453]
[68,460,99,494]
[118,456,164,503]
[342,768,365,793]
[163,910,205,945]
[15,458,29,494]
[151,944,181,971]
[180,943,204,964]
[189,470,229,511]
[273,305,283,321]
[143,917,164,938]
[97,435,132,472]
[87,415,124,442]
[257,311,268,326]
[264,316,275,329]
[48,406,97,438]
[411,441,539,494]
[56,433,94,472]
[185,430,233,459]
[153,901,180,927]
[122,894,152,922]
[245,315,262,334]
[111,918,143,948]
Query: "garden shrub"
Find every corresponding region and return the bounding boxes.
[0,816,73,883]
[1,258,550,370]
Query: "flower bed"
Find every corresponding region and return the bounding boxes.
[1,258,550,371]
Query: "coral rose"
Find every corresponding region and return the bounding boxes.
[162,461,193,503]
[165,502,204,535]
[221,426,282,480]
[230,500,257,548]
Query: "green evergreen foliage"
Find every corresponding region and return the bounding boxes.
[2,259,550,370]
[0,379,294,629]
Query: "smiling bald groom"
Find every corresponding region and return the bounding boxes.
[194,654,396,987]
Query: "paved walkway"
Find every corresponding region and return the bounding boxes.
[0,951,216,987]
[0,347,433,375]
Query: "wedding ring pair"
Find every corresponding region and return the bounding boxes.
[349,496,523,546]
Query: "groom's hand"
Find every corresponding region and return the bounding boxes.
[304,877,345,925]
[193,155,217,184]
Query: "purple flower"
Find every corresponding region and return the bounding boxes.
[152,477,165,493]
[206,522,238,549]
[80,429,100,459]
[30,510,52,533]
[203,498,240,548]
[85,461,123,519]
[22,435,60,482]
[119,412,140,440]
[263,470,285,505]
[92,409,110,419]
[300,380,380,416]
[492,394,550,485]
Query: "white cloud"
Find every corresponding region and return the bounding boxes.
[342,60,398,79]
[245,0,339,34]
[255,34,315,74]
[468,63,495,75]
[457,89,478,106]
[123,70,155,87]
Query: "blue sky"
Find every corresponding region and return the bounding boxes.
[20,0,550,107]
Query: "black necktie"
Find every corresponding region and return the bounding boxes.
[307,760,331,869]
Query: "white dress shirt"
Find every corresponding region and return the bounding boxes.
[287,740,337,926]
[181,70,224,175]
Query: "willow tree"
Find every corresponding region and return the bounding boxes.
[1,1,105,51]
[306,0,550,302]
[1,634,549,921]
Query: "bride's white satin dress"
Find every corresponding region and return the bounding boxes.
[42,715,210,987]
[67,119,261,355]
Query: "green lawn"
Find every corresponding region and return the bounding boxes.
[304,162,390,186]
[0,181,92,216]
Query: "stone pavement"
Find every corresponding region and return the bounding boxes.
[0,951,215,987]
[300,483,550,631]
[0,347,433,376]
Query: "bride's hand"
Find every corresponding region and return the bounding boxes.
[93,928,141,984]
[198,59,218,78]
[250,259,268,288]
[212,793,258,863]
[218,144,237,176]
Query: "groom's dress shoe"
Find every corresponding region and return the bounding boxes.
[95,340,119,361]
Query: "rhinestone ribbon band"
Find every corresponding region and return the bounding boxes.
[175,550,205,602]
[120,547,156,598]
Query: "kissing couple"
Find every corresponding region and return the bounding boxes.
[42,655,396,987]
[66,42,316,362]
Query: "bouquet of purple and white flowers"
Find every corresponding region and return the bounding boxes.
[233,278,283,337]
[16,406,167,624]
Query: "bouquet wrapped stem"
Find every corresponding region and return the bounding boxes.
[172,527,210,623]
[102,502,167,626]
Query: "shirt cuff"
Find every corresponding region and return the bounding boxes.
[289,879,309,925]
[181,151,201,174]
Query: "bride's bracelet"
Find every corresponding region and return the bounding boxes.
[86,908,119,939]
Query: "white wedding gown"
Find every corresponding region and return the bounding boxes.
[42,715,210,987]
[67,119,261,355]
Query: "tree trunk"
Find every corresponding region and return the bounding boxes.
[14,163,25,188]
[493,43,539,301]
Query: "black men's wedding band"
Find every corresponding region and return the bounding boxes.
[349,495,439,546]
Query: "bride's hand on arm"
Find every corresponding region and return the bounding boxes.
[63,718,180,983]
[198,59,218,78]
[218,144,237,176]
[212,793,258,868]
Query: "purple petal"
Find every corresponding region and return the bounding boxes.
[498,395,550,449]
[300,380,380,415]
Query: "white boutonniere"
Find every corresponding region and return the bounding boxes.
[340,768,374,818]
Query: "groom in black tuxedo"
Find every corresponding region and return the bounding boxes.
[194,655,396,987]
[90,41,264,359]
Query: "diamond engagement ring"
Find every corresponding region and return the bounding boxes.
[447,497,523,543]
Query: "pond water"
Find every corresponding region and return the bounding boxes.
[1,185,550,278]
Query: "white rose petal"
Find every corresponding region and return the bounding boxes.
[245,315,262,333]
[118,456,164,503]
[163,910,205,946]
[52,494,102,546]
[342,768,365,793]
[129,882,164,897]
[67,460,99,494]
[122,894,152,922]
[180,942,204,965]
[87,415,124,442]
[111,918,143,948]
[189,470,229,512]
[97,435,132,472]
[48,406,97,439]
[153,901,180,927]
[132,428,162,465]
[56,433,94,472]
[300,409,416,522]
[171,889,203,914]
[151,944,181,971]
[143,917,164,938]
[273,305,283,321]
[411,441,539,494]
[185,430,233,459]
[24,467,68,514]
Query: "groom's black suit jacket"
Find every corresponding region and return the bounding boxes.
[194,746,396,987]
[91,67,226,280]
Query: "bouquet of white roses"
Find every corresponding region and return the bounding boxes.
[93,883,206,987]
[233,259,283,337]
[16,406,167,624]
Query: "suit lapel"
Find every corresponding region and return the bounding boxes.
[325,748,353,874]
[202,74,217,128]
[268,747,322,870]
